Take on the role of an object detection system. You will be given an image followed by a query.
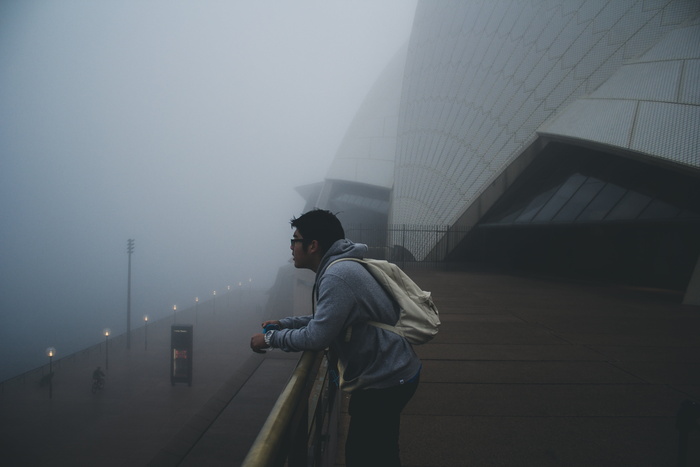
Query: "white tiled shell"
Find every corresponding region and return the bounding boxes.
[391,0,700,228]
[323,45,408,189]
[540,19,700,168]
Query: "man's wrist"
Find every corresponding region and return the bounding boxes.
[264,330,275,346]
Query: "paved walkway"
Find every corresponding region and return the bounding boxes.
[2,269,699,466]
[0,289,299,467]
[348,268,700,467]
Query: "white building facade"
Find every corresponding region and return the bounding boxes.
[303,0,700,298]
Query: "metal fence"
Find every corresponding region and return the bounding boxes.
[344,223,469,266]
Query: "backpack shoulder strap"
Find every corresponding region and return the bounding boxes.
[326,257,404,339]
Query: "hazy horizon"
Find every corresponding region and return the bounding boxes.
[0,0,417,380]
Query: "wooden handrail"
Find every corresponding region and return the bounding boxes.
[241,350,328,467]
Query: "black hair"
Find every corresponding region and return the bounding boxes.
[290,209,345,255]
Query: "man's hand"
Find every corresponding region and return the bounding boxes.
[250,333,270,353]
[261,320,281,329]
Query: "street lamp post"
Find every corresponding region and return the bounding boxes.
[213,290,216,314]
[195,297,199,324]
[144,315,149,351]
[173,305,177,324]
[46,347,55,399]
[103,328,110,370]
[126,239,134,349]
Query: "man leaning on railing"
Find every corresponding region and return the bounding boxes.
[250,209,421,467]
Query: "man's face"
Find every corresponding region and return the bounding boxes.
[290,229,313,270]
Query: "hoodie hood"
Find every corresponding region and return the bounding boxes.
[317,239,367,277]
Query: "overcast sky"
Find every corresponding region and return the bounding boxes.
[0,0,417,380]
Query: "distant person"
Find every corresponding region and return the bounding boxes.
[92,366,105,383]
[250,209,421,467]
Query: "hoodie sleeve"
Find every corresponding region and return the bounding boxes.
[279,315,312,329]
[270,273,356,352]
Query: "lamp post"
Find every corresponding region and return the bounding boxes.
[173,305,177,324]
[126,239,134,350]
[103,328,110,370]
[195,297,199,324]
[144,315,149,351]
[213,290,216,315]
[46,347,55,399]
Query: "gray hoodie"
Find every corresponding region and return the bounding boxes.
[270,239,422,392]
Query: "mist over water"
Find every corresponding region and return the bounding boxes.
[0,1,417,381]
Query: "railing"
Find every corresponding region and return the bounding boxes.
[241,350,340,467]
[0,289,226,390]
[0,333,128,395]
[343,223,470,266]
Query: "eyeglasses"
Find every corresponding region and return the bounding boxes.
[290,238,307,246]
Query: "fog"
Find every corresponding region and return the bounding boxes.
[0,0,417,381]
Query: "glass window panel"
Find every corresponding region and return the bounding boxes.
[577,183,627,222]
[553,177,604,222]
[533,173,587,222]
[607,191,652,220]
[497,206,526,224]
[514,187,558,223]
[639,199,681,220]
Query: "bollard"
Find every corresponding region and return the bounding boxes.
[676,399,700,467]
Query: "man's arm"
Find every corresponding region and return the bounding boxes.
[270,274,357,352]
